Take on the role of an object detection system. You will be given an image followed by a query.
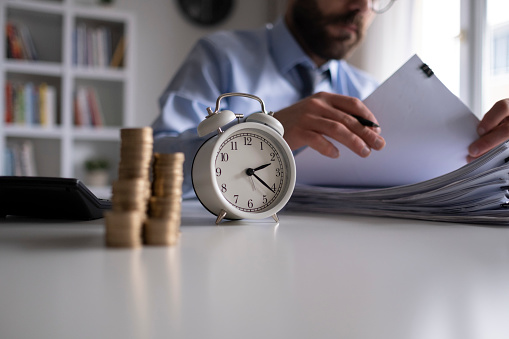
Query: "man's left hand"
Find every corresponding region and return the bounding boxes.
[468,99,509,162]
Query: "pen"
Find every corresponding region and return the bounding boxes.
[350,114,380,128]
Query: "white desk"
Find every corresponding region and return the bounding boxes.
[1,200,509,339]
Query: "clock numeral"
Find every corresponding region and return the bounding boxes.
[260,142,263,151]
[247,199,253,208]
[275,168,282,177]
[230,141,238,150]
[220,153,229,162]
[221,184,227,193]
[216,167,222,176]
[244,137,252,145]
[270,152,276,161]
[271,183,276,192]
[234,195,239,203]
[263,195,268,204]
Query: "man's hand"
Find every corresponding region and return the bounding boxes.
[273,92,386,158]
[468,99,509,162]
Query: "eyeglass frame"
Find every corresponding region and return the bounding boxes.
[371,0,397,14]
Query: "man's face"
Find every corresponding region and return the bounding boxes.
[289,0,375,63]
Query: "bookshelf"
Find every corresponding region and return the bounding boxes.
[0,0,135,190]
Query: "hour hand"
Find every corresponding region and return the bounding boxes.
[253,163,271,172]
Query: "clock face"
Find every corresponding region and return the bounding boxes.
[214,128,292,213]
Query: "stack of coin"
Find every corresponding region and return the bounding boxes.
[104,127,153,248]
[145,152,185,246]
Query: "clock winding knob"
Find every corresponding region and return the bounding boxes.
[197,109,237,137]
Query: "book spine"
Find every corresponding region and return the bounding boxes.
[5,81,13,123]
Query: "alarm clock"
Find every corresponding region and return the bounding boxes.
[192,93,296,224]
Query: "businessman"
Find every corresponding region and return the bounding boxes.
[152,0,509,197]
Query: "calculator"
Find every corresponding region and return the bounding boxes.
[0,176,111,220]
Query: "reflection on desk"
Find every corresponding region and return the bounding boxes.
[1,200,508,339]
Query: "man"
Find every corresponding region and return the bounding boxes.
[152,0,509,197]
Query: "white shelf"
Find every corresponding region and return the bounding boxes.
[3,125,63,138]
[1,0,135,186]
[5,0,65,15]
[72,127,120,140]
[5,60,63,76]
[72,67,127,80]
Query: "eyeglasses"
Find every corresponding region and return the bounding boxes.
[371,0,397,14]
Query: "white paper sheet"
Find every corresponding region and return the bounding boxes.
[295,54,480,187]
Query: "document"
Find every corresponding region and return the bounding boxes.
[295,54,480,187]
[288,140,509,225]
[289,55,509,225]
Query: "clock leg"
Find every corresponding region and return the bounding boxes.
[215,209,228,225]
[272,213,279,223]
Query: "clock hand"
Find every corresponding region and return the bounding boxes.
[252,173,275,193]
[245,163,271,176]
[253,163,271,172]
[249,176,256,191]
[245,167,275,193]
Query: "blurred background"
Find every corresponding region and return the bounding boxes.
[2,0,508,191]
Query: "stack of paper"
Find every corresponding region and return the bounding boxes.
[288,55,509,225]
[289,141,509,224]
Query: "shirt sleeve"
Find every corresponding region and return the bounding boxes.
[152,37,229,198]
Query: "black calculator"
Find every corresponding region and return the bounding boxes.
[0,176,111,220]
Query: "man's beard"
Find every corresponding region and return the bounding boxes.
[291,0,367,61]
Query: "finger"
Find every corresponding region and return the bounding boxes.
[468,123,509,158]
[324,93,381,126]
[299,129,340,158]
[477,99,509,135]
[307,95,385,151]
[316,118,376,158]
[337,114,386,151]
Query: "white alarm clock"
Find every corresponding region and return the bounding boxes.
[192,93,296,224]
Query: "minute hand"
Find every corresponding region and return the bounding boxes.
[252,173,275,193]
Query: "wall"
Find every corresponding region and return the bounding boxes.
[347,0,416,83]
[112,0,272,127]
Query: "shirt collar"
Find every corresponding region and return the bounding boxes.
[268,18,314,74]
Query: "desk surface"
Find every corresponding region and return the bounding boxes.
[1,200,508,339]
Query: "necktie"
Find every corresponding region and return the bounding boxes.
[295,64,331,98]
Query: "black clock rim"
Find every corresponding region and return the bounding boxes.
[177,0,234,26]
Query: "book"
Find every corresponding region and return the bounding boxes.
[74,24,114,68]
[288,55,509,225]
[86,87,104,127]
[6,22,23,59]
[76,86,92,126]
[24,82,34,125]
[43,85,56,128]
[3,141,38,177]
[5,81,13,123]
[74,86,103,127]
[110,35,125,68]
[5,21,38,60]
[4,82,56,127]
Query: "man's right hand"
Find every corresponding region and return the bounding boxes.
[273,92,386,158]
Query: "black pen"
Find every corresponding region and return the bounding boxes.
[350,114,380,128]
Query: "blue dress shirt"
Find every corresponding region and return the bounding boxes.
[152,18,379,198]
